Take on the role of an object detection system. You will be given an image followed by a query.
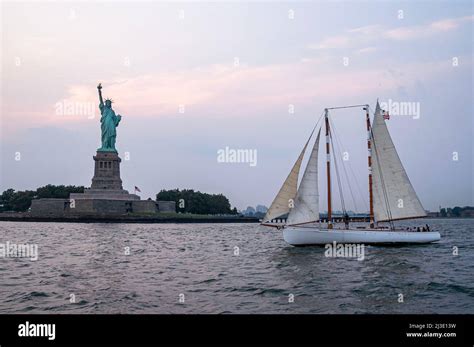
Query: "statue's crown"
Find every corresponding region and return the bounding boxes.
[105,98,114,103]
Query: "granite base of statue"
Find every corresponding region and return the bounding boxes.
[70,151,139,201]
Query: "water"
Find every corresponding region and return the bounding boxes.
[0,219,472,314]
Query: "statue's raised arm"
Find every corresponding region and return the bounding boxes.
[97,83,104,106]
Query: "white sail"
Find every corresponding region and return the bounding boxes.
[287,129,321,225]
[262,131,314,223]
[371,101,426,222]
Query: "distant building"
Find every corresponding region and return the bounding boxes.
[460,209,474,218]
[242,206,256,216]
[426,211,440,218]
[241,205,268,218]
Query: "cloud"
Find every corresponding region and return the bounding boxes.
[356,47,377,55]
[308,15,474,50]
[308,35,351,50]
[2,57,456,137]
[384,15,473,40]
[348,25,382,35]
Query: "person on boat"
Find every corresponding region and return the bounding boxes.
[422,226,426,232]
[343,213,350,228]
[426,224,430,231]
[417,227,421,232]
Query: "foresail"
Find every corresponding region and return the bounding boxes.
[371,101,426,222]
[262,131,314,223]
[287,129,321,225]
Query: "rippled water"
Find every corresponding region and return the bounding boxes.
[0,219,472,314]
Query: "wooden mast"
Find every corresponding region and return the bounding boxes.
[365,105,375,228]
[325,109,333,229]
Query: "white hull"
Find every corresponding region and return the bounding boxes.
[283,226,441,246]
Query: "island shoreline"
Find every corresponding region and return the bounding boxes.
[0,214,260,224]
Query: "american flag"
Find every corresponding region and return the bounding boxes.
[383,110,390,120]
[134,186,141,193]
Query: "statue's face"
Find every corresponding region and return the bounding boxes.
[105,100,112,108]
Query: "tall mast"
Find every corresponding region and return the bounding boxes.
[325,109,332,229]
[364,105,375,228]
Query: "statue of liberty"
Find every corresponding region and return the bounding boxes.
[97,83,121,152]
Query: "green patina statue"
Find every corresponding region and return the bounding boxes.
[97,83,121,152]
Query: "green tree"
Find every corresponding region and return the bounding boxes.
[10,190,36,211]
[156,189,236,215]
[452,206,462,217]
[36,184,84,199]
[0,188,16,211]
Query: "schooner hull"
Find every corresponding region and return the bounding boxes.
[283,226,441,246]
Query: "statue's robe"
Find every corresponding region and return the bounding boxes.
[99,104,121,150]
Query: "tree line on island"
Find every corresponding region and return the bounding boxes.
[439,206,474,218]
[0,185,239,215]
[0,185,84,212]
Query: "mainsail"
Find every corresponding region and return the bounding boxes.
[262,130,315,223]
[286,129,321,225]
[371,101,426,222]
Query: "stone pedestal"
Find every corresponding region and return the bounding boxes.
[91,151,123,190]
[70,151,139,201]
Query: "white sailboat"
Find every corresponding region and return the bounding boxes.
[262,101,441,246]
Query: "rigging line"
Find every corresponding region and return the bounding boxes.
[328,117,361,213]
[302,110,325,153]
[328,116,366,213]
[329,127,346,215]
[328,118,348,214]
[304,110,325,162]
[303,110,325,168]
[313,110,325,132]
[297,110,325,166]
[326,104,369,110]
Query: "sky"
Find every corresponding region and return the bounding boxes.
[1,0,473,212]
